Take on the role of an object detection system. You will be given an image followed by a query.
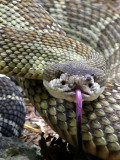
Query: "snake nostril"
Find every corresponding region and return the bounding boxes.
[61,81,66,85]
[89,83,93,88]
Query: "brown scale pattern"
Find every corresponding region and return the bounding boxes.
[0,25,104,79]
[16,0,65,35]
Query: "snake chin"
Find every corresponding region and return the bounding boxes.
[43,73,105,102]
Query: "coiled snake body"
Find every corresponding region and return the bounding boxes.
[0,0,120,159]
[0,75,25,137]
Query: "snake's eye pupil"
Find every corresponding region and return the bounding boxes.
[62,81,66,85]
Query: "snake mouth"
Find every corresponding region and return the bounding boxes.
[65,88,90,96]
[79,90,90,95]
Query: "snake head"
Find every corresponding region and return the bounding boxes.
[43,61,107,102]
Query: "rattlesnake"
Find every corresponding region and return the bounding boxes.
[0,0,120,159]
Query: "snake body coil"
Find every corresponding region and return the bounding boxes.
[0,0,120,160]
[0,75,25,137]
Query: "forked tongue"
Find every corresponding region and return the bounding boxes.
[75,89,83,152]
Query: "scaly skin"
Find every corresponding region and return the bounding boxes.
[0,0,120,159]
[0,75,25,136]
[0,0,105,79]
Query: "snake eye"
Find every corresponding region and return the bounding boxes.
[86,77,91,81]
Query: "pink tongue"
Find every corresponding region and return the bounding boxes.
[75,89,83,152]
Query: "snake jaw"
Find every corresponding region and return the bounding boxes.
[43,73,105,102]
[80,84,105,101]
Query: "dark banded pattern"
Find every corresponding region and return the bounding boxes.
[0,75,25,137]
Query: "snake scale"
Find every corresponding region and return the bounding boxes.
[0,0,120,159]
[0,75,25,137]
